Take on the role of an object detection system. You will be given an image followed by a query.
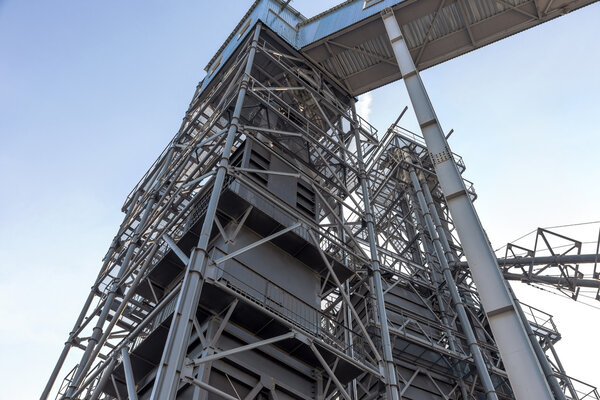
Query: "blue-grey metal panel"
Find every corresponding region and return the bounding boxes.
[297,0,404,47]
[199,0,304,94]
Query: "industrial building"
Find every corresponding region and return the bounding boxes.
[42,1,599,399]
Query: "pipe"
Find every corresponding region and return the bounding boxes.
[67,283,182,400]
[402,151,498,400]
[40,236,122,400]
[351,100,401,400]
[65,196,158,398]
[503,273,600,288]
[458,253,600,269]
[88,359,116,400]
[401,190,470,399]
[121,348,139,400]
[150,23,263,400]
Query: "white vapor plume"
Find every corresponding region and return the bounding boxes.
[355,92,373,122]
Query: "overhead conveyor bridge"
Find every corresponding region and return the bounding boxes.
[201,0,597,96]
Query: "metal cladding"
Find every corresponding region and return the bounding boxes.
[42,2,599,400]
[201,0,598,96]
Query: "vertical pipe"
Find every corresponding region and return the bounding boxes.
[65,196,158,399]
[381,8,553,400]
[402,152,498,400]
[401,191,470,399]
[121,348,139,400]
[150,24,262,400]
[73,243,161,388]
[337,118,359,400]
[351,101,401,400]
[340,232,353,396]
[62,146,176,398]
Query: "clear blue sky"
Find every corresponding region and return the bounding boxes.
[0,1,598,399]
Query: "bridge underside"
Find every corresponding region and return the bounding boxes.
[300,0,597,95]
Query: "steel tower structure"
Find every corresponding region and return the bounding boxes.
[42,1,599,400]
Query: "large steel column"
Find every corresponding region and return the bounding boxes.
[351,103,401,400]
[381,8,553,400]
[509,288,568,400]
[150,24,262,400]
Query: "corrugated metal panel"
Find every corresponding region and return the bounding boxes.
[324,35,394,78]
[402,2,466,48]
[204,0,261,72]
[401,0,528,50]
[265,5,302,44]
[462,0,529,25]
[200,0,305,95]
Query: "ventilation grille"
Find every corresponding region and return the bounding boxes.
[297,180,316,217]
[248,149,270,186]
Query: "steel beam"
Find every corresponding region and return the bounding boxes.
[190,332,295,366]
[351,101,401,400]
[503,273,600,288]
[381,8,553,400]
[121,348,139,400]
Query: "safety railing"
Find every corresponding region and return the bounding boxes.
[215,261,369,363]
[519,301,560,340]
[562,375,600,400]
[132,293,179,351]
[390,126,468,173]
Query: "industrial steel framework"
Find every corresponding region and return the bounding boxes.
[42,2,599,400]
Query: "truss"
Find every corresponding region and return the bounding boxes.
[42,22,598,400]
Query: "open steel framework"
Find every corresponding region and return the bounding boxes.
[42,9,599,400]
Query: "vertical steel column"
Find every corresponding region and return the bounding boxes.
[191,320,217,400]
[337,120,359,400]
[351,102,401,400]
[150,24,262,400]
[121,348,139,400]
[403,152,498,400]
[399,190,470,400]
[382,8,553,399]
